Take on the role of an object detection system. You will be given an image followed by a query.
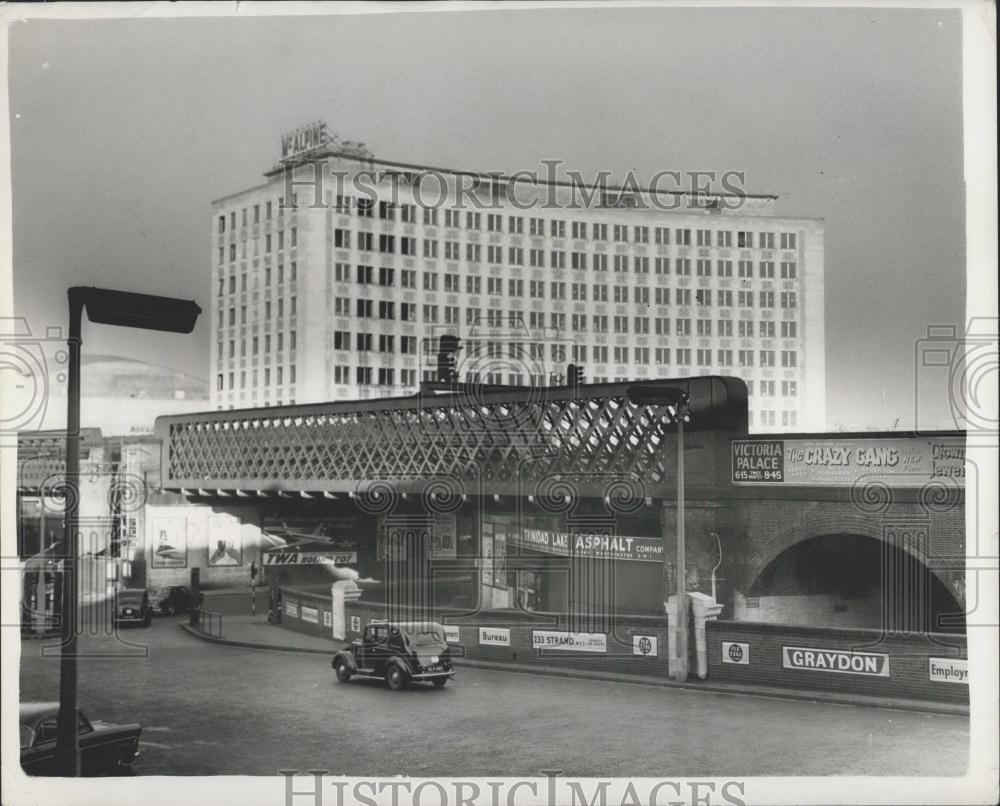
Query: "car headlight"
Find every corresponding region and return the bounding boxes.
[430,656,439,664]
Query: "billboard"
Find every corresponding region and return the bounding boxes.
[151,517,188,568]
[732,436,965,487]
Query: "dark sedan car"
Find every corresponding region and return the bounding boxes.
[112,588,152,627]
[332,620,454,690]
[149,585,192,615]
[20,702,141,776]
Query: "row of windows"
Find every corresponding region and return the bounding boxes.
[220,297,297,326]
[217,330,297,360]
[217,365,297,391]
[217,262,298,296]
[333,301,803,333]
[331,196,799,249]
[334,291,798,325]
[320,338,799,369]
[337,274,797,307]
[331,231,799,274]
[322,363,801,392]
[219,229,297,264]
[217,196,297,232]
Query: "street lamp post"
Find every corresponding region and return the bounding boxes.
[56,287,200,777]
[627,385,690,682]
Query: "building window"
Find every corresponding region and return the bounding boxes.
[780,232,797,250]
[737,231,753,248]
[759,232,775,250]
[781,350,798,368]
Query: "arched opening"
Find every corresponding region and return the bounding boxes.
[737,533,964,634]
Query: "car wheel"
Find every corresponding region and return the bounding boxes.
[386,664,408,691]
[432,677,448,689]
[334,659,352,683]
[143,611,152,627]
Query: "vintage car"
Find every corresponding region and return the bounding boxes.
[112,588,153,627]
[20,702,141,776]
[332,620,454,690]
[149,585,192,615]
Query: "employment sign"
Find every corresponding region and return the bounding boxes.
[732,436,965,487]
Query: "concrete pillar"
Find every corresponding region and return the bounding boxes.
[331,580,362,640]
[688,591,724,680]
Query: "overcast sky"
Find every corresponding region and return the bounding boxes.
[6,5,967,429]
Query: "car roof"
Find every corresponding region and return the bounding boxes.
[20,702,60,721]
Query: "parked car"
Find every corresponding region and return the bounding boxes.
[112,588,152,627]
[149,585,192,615]
[20,702,141,776]
[332,620,454,690]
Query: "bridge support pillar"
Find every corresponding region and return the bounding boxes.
[688,591,724,679]
[331,580,362,640]
[667,593,723,680]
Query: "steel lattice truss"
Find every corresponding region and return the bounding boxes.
[157,377,746,498]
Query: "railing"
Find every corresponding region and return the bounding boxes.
[190,608,224,639]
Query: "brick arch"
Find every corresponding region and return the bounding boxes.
[742,514,960,603]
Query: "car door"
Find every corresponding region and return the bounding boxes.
[362,625,388,674]
[24,712,93,774]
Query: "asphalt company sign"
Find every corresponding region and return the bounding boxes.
[532,630,608,653]
[722,641,750,665]
[928,657,968,684]
[782,646,890,677]
[732,436,965,487]
[513,529,663,563]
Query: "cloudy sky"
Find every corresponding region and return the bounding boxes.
[6,5,970,428]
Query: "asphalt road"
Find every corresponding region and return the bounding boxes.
[17,609,970,777]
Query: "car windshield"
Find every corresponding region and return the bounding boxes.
[19,724,33,749]
[117,591,144,604]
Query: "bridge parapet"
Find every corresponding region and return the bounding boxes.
[154,377,748,498]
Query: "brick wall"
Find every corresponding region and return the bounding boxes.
[706,620,968,703]
[344,601,675,678]
[276,587,335,638]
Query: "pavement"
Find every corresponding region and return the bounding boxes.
[180,614,969,717]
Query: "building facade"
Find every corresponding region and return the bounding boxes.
[210,124,825,431]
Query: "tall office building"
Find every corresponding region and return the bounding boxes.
[210,122,825,431]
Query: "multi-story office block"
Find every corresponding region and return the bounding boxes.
[211,123,825,431]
